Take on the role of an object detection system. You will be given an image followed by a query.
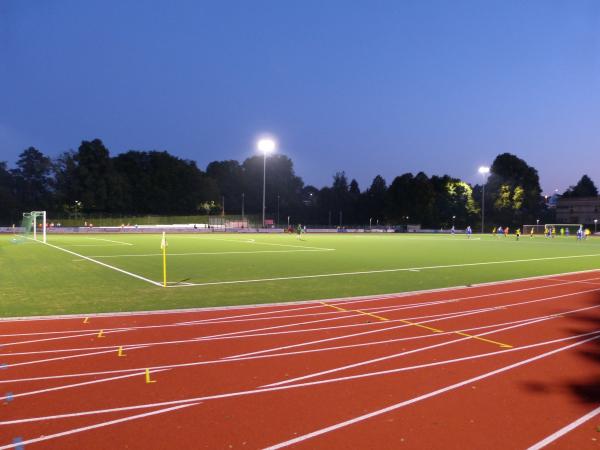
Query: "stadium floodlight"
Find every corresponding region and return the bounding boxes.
[478,166,490,233]
[257,136,277,227]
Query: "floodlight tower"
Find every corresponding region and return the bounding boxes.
[257,137,276,228]
[478,166,490,233]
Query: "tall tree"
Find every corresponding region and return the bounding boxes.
[562,175,598,198]
[485,153,542,227]
[0,162,17,224]
[11,147,53,211]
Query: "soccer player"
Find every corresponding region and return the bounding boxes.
[296,224,303,240]
[451,225,455,235]
[504,227,510,237]
[466,225,472,238]
[497,226,503,238]
[492,226,496,237]
[530,227,535,238]
[515,228,521,240]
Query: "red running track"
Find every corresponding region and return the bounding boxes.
[1,270,600,449]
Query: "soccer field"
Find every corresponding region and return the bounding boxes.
[2,232,599,317]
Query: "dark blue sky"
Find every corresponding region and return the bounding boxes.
[1,0,599,194]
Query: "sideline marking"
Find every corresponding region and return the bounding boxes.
[166,253,600,288]
[527,404,600,449]
[1,269,597,321]
[262,333,600,449]
[33,239,162,287]
[82,249,335,259]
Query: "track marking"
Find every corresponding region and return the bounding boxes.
[262,333,600,449]
[527,404,600,449]
[0,403,199,450]
[164,253,600,288]
[398,318,512,348]
[353,309,389,321]
[2,331,597,431]
[453,331,512,348]
[0,369,168,401]
[262,307,579,388]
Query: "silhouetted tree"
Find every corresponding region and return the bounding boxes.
[562,175,598,198]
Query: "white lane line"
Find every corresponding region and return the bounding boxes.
[175,235,335,251]
[81,249,335,259]
[262,333,600,450]
[164,253,600,287]
[1,329,133,347]
[0,403,199,450]
[262,289,600,388]
[527,404,600,449]
[262,317,545,388]
[223,307,496,359]
[0,369,168,401]
[1,331,597,428]
[38,240,161,287]
[1,268,597,322]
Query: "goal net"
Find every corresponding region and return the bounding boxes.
[523,223,583,236]
[20,211,47,243]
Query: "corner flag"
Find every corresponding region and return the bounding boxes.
[161,232,167,287]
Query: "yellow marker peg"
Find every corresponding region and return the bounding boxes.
[145,368,156,384]
[83,317,89,324]
[117,346,125,357]
[97,329,105,338]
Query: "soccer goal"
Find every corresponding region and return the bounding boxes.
[21,211,47,243]
[523,223,582,236]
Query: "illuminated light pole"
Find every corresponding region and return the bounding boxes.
[257,137,276,228]
[478,166,490,234]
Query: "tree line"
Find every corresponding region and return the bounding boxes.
[1,138,597,228]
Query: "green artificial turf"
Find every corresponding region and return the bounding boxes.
[1,232,599,317]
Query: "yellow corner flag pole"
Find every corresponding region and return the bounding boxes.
[161,231,167,287]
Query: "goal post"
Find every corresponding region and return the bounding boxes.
[523,223,582,237]
[21,211,47,243]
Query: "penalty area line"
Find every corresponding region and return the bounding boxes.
[38,240,162,287]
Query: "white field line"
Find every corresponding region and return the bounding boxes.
[87,237,133,246]
[38,240,162,287]
[262,333,600,449]
[0,369,168,402]
[79,248,335,259]
[1,331,597,429]
[0,403,200,450]
[173,235,335,251]
[527,404,600,449]
[164,253,600,288]
[1,268,598,322]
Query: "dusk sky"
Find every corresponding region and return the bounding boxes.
[1,0,599,194]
